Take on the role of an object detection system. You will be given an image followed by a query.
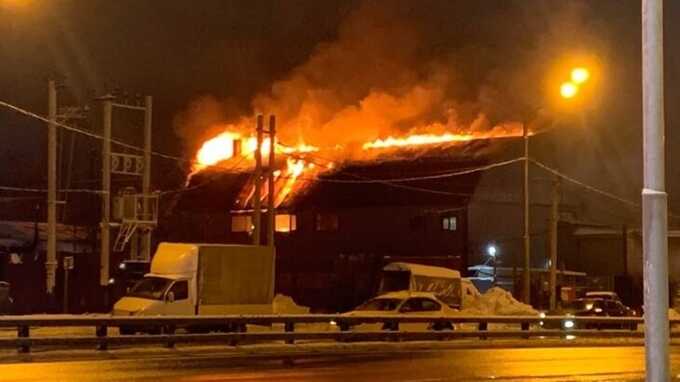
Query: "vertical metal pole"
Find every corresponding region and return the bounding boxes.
[47,80,58,296]
[63,266,69,314]
[522,122,531,304]
[252,115,263,245]
[267,115,276,247]
[642,0,669,380]
[141,96,153,261]
[100,98,112,287]
[549,176,560,310]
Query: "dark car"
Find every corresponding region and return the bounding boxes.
[543,298,637,330]
[0,282,13,315]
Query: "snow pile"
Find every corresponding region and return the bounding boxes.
[272,294,310,314]
[460,287,538,316]
[461,279,481,308]
[669,308,680,319]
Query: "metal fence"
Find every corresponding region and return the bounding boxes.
[0,314,671,353]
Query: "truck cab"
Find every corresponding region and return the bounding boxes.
[113,243,198,317]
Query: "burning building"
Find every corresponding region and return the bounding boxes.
[162,133,526,311]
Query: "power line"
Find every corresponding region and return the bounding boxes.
[301,157,524,184]
[0,185,107,194]
[530,159,639,208]
[0,99,231,172]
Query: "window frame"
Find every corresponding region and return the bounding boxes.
[168,280,189,301]
[441,216,457,231]
[275,213,298,233]
[231,215,253,233]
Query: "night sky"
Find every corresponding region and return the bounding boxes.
[1,0,680,220]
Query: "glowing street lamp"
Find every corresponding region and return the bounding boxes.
[560,82,578,99]
[486,244,498,258]
[570,67,590,84]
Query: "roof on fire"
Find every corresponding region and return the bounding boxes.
[173,137,522,213]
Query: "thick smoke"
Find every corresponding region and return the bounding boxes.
[175,0,607,156]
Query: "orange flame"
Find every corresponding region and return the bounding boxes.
[362,132,476,150]
[192,122,524,208]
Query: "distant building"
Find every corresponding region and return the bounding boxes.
[0,221,98,314]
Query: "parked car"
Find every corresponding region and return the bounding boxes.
[0,282,13,315]
[584,291,621,302]
[335,291,457,331]
[543,297,637,330]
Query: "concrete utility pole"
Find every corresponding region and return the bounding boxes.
[100,96,113,287]
[548,176,560,310]
[46,80,58,296]
[642,0,669,380]
[141,95,153,261]
[252,115,264,245]
[522,121,531,304]
[267,115,276,247]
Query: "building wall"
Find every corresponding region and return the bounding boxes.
[161,204,468,311]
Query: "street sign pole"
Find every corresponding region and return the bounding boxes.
[642,0,669,380]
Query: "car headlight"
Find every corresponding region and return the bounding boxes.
[329,320,337,326]
[539,312,546,319]
[594,308,603,313]
[563,320,575,329]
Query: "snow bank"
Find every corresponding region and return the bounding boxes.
[461,279,481,308]
[669,308,680,319]
[272,294,310,314]
[459,287,537,316]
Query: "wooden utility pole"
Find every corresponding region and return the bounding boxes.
[252,115,264,245]
[100,96,113,288]
[141,95,153,261]
[548,176,560,310]
[46,80,58,296]
[267,115,276,247]
[522,121,531,304]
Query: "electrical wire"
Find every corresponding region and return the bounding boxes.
[530,159,639,208]
[0,185,107,194]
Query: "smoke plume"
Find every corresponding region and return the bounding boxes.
[175,0,607,159]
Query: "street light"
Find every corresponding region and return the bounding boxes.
[560,82,578,99]
[571,67,590,84]
[522,65,592,306]
[486,244,497,258]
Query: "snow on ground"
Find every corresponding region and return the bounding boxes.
[272,294,309,315]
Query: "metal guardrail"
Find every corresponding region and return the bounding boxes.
[0,314,666,353]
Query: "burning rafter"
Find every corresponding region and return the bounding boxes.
[191,123,526,209]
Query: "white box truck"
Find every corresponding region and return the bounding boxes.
[378,262,462,308]
[113,242,275,333]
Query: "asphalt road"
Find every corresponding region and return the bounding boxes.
[0,346,678,381]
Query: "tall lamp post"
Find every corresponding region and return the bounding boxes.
[523,66,590,306]
[641,0,669,379]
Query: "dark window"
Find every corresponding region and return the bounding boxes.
[169,281,188,300]
[316,213,339,232]
[400,298,441,313]
[420,298,441,312]
[356,298,402,311]
[441,216,457,231]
